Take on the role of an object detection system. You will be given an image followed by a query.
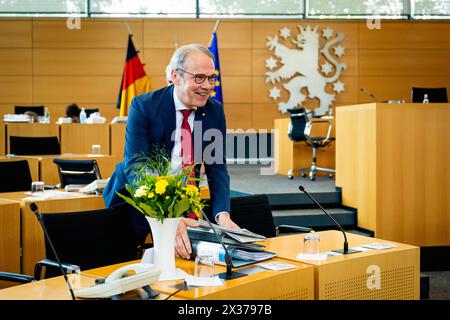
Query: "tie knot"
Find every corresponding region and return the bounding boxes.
[180,109,193,120]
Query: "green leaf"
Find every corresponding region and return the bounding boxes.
[116,192,144,214]
[125,184,135,197]
[139,203,157,218]
[173,198,190,217]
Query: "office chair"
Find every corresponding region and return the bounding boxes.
[0,160,32,192]
[230,194,312,238]
[9,136,61,155]
[14,105,45,116]
[53,159,102,188]
[33,204,143,280]
[287,108,335,181]
[411,87,448,103]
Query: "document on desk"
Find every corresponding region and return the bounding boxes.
[23,191,84,200]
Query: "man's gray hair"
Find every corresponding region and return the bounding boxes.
[167,44,215,76]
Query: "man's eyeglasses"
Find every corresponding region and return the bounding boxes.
[177,68,216,84]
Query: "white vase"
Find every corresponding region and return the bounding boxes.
[146,216,183,281]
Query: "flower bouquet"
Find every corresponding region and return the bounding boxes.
[116,149,205,280]
[116,150,205,222]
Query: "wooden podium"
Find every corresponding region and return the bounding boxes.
[336,103,450,247]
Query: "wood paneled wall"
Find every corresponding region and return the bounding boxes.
[0,18,449,130]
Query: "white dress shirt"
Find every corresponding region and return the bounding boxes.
[170,90,230,224]
[170,90,196,175]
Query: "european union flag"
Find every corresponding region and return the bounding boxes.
[208,32,223,105]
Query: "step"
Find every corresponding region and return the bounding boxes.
[268,191,342,209]
[273,207,356,229]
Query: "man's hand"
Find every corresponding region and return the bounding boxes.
[175,217,200,260]
[217,213,240,230]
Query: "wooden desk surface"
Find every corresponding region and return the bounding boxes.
[0,191,106,276]
[0,257,314,300]
[263,231,420,300]
[262,230,418,265]
[84,257,314,300]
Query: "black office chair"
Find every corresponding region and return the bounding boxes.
[53,159,101,188]
[411,87,448,103]
[9,136,61,155]
[0,160,32,192]
[287,108,335,181]
[230,194,312,238]
[14,105,45,116]
[33,204,143,280]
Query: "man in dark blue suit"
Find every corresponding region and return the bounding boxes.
[103,44,239,259]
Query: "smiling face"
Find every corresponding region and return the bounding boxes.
[172,51,215,108]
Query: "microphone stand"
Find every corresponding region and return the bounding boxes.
[298,186,360,254]
[360,88,379,102]
[200,213,246,280]
[29,202,77,300]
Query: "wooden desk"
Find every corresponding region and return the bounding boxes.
[0,156,40,182]
[60,124,110,155]
[5,123,59,154]
[110,123,126,158]
[0,199,21,289]
[0,257,314,300]
[0,123,4,155]
[336,103,450,246]
[274,118,335,176]
[263,230,420,300]
[0,192,106,276]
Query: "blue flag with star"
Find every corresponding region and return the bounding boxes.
[208,32,223,104]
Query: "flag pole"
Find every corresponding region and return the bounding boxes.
[208,20,220,47]
[123,22,132,35]
[174,33,179,49]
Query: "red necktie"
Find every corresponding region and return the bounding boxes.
[180,109,195,179]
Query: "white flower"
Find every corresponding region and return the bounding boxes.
[134,186,148,198]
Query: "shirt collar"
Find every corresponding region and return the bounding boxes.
[173,89,197,112]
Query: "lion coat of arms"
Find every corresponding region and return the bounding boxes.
[265,25,347,116]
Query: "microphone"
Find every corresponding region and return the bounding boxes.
[29,202,76,300]
[360,88,379,102]
[298,186,360,254]
[199,212,246,280]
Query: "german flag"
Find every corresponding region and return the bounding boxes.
[117,35,151,116]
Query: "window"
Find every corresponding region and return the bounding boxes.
[199,0,304,18]
[0,0,86,16]
[0,0,449,19]
[306,0,409,19]
[412,0,450,19]
[89,0,196,17]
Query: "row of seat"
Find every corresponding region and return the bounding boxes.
[13,105,99,118]
[0,159,101,192]
[0,194,311,285]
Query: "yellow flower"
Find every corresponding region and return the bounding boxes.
[147,192,154,199]
[165,196,170,200]
[155,179,169,195]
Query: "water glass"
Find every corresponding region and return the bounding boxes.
[303,232,320,255]
[91,144,101,155]
[31,181,45,193]
[194,255,215,278]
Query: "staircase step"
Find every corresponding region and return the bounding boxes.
[273,207,356,229]
[268,191,342,209]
